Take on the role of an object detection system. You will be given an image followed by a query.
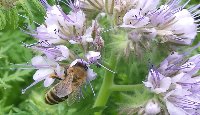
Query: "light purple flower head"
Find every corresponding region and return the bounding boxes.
[32,1,87,45]
[164,85,200,115]
[149,0,198,45]
[22,56,65,94]
[143,43,200,114]
[85,51,101,64]
[143,68,171,94]
[31,43,70,61]
[121,0,200,45]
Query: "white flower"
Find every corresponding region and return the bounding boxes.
[22,56,65,94]
[145,100,161,115]
[143,69,171,94]
[114,0,138,13]
[149,1,198,45]
[85,51,101,64]
[34,5,86,44]
[33,45,70,61]
[120,0,199,45]
[158,51,184,75]
[136,0,159,14]
[32,56,64,87]
[164,86,200,115]
[121,9,150,28]
[143,44,200,114]
[33,5,66,44]
[34,24,65,44]
[78,0,103,12]
[87,68,97,81]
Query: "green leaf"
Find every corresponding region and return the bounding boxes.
[0,10,6,30]
[19,0,34,22]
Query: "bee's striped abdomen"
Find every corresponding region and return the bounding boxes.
[45,88,68,105]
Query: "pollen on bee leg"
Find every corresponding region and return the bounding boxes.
[21,80,41,94]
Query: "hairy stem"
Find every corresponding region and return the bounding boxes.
[93,54,117,115]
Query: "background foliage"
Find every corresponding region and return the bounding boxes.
[0,0,199,115]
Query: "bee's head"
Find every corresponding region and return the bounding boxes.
[74,62,88,71]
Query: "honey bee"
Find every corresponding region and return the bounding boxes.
[45,62,88,105]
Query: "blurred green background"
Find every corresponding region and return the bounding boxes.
[0,0,199,115]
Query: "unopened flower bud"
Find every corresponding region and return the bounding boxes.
[145,100,161,115]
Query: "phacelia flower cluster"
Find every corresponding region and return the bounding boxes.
[18,0,200,113]
[80,0,200,57]
[22,0,103,94]
[143,43,200,114]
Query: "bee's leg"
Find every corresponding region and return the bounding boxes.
[78,91,81,101]
[80,89,84,99]
[50,73,65,80]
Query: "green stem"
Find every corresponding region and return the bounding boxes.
[93,54,117,115]
[111,84,144,92]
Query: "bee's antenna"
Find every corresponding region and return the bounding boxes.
[97,62,116,74]
[88,81,95,96]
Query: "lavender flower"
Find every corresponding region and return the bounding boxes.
[20,0,104,95]
[143,68,171,94]
[121,0,199,45]
[85,51,101,64]
[22,56,65,94]
[32,44,70,61]
[149,1,198,45]
[34,6,86,44]
[164,86,200,115]
[143,43,200,114]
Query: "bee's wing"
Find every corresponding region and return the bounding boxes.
[54,75,73,98]
[67,88,81,106]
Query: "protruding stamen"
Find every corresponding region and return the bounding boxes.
[39,0,50,9]
[21,41,38,48]
[189,4,200,13]
[97,62,116,74]
[21,80,42,94]
[18,14,40,26]
[183,42,200,56]
[88,81,95,96]
[182,0,191,9]
[192,10,200,17]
